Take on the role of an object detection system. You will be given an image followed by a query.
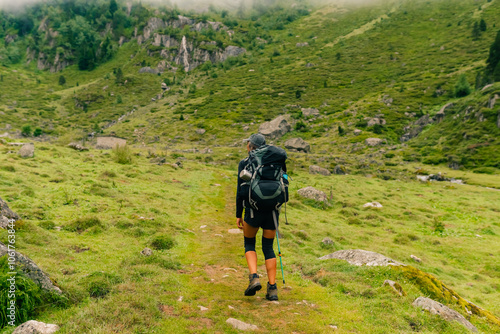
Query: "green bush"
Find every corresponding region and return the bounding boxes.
[21,125,32,137]
[454,74,471,97]
[39,221,55,230]
[33,128,43,137]
[66,216,104,232]
[112,145,133,164]
[83,272,122,298]
[150,235,175,250]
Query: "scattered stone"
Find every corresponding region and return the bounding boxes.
[322,237,334,246]
[301,107,320,118]
[309,165,331,176]
[297,186,327,202]
[198,305,208,312]
[353,129,362,136]
[67,142,89,151]
[228,305,234,310]
[333,165,347,175]
[228,229,243,234]
[259,115,292,139]
[365,138,384,146]
[487,94,498,109]
[215,234,223,237]
[365,117,386,127]
[305,62,315,67]
[200,147,213,154]
[329,325,338,330]
[18,143,35,158]
[226,318,258,331]
[178,296,183,302]
[411,255,422,263]
[141,248,153,256]
[284,137,311,153]
[12,320,60,334]
[0,242,62,293]
[196,128,206,135]
[412,297,478,332]
[1,196,19,229]
[382,95,393,106]
[200,225,207,229]
[318,249,403,266]
[363,202,383,208]
[296,42,309,47]
[383,280,406,296]
[139,67,159,74]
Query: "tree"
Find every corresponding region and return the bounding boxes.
[480,19,487,32]
[295,90,301,99]
[472,22,481,40]
[59,75,66,85]
[454,74,471,97]
[115,68,123,83]
[338,125,345,136]
[109,0,118,16]
[486,30,500,75]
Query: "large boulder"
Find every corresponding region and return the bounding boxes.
[284,137,310,153]
[259,115,292,139]
[365,138,384,147]
[318,249,403,266]
[18,143,35,158]
[297,186,327,202]
[365,117,386,127]
[333,165,347,175]
[309,165,331,176]
[1,197,19,229]
[0,242,62,294]
[412,297,477,332]
[12,320,60,334]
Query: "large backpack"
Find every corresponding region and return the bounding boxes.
[243,145,289,212]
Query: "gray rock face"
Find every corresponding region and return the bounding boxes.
[487,94,498,109]
[18,143,35,158]
[226,318,258,331]
[0,242,62,294]
[138,67,159,74]
[322,237,334,246]
[196,129,206,135]
[284,137,310,153]
[400,114,433,142]
[297,186,327,202]
[333,165,347,175]
[365,117,386,127]
[412,297,478,332]
[1,197,19,229]
[259,115,292,139]
[309,165,331,176]
[12,320,60,334]
[318,249,403,266]
[365,138,383,146]
[141,248,153,256]
[435,102,454,123]
[301,108,320,118]
[353,129,362,136]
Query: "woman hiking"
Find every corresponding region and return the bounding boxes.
[236,133,288,301]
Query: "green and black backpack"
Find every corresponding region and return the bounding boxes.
[242,145,289,213]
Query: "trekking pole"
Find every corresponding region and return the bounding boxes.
[272,210,285,287]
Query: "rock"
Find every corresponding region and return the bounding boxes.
[226,318,258,331]
[18,143,35,158]
[383,280,406,296]
[435,102,454,123]
[365,117,386,127]
[96,136,127,150]
[333,165,347,175]
[412,297,478,332]
[322,237,334,246]
[297,186,327,202]
[150,157,166,164]
[141,248,153,256]
[67,142,89,151]
[417,175,429,182]
[0,242,62,294]
[363,202,383,208]
[198,305,208,311]
[353,129,362,136]
[296,42,309,47]
[139,67,159,74]
[301,107,320,118]
[318,249,403,266]
[382,95,393,106]
[309,165,331,176]
[365,138,384,146]
[1,197,19,229]
[400,114,434,142]
[228,229,243,234]
[284,137,311,153]
[487,94,498,109]
[196,129,206,135]
[411,255,422,263]
[200,147,213,154]
[259,115,292,139]
[305,62,315,67]
[161,82,167,90]
[12,320,60,334]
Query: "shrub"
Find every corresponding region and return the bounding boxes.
[21,125,32,137]
[295,120,308,132]
[113,145,133,164]
[150,235,175,250]
[66,216,104,232]
[39,221,55,230]
[454,74,471,97]
[33,128,43,137]
[83,272,122,298]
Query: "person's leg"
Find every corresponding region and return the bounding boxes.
[262,229,277,285]
[243,221,259,274]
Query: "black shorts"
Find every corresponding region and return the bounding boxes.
[244,208,279,230]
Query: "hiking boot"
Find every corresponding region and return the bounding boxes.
[244,273,262,296]
[266,282,278,301]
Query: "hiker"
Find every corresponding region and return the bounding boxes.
[236,133,288,301]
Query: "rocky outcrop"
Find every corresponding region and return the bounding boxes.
[12,320,60,334]
[67,143,89,151]
[318,249,403,266]
[259,115,292,139]
[400,114,433,142]
[309,165,331,176]
[1,197,19,229]
[301,108,320,118]
[412,297,477,332]
[365,138,384,146]
[18,143,35,158]
[284,138,310,153]
[139,67,160,74]
[0,242,62,294]
[365,117,386,127]
[333,165,347,175]
[296,42,309,47]
[297,187,327,202]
